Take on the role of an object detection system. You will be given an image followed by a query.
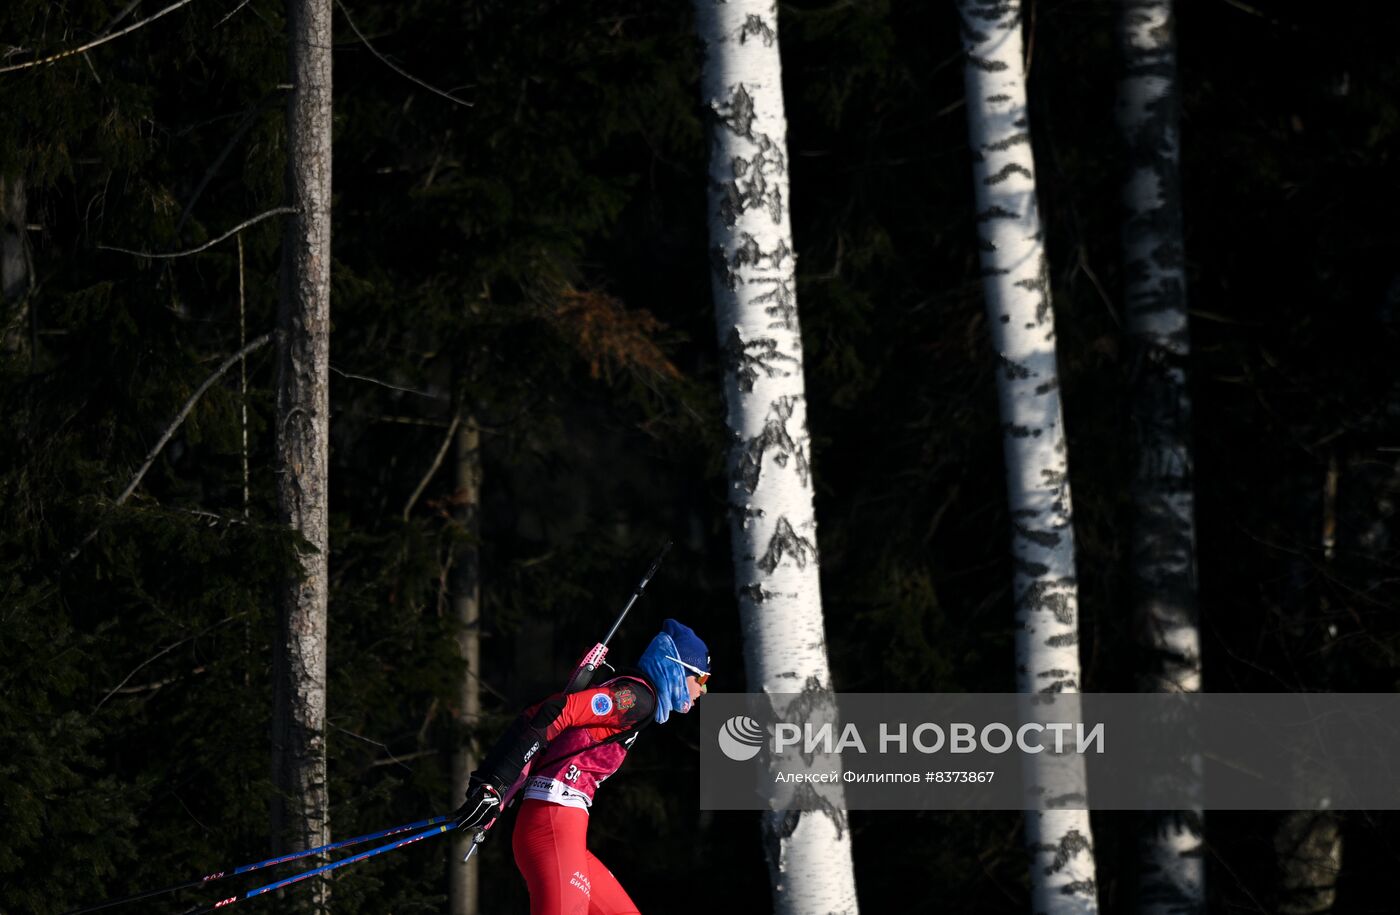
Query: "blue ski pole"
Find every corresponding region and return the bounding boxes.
[179,822,455,914]
[62,815,451,914]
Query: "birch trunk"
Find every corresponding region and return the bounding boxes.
[448,418,482,915]
[694,2,859,912]
[1276,811,1342,914]
[1118,3,1204,912]
[271,0,332,907]
[955,1,1099,911]
[1274,459,1344,914]
[1,174,32,357]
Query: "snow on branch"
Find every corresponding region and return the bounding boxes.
[68,332,273,562]
[98,207,297,259]
[0,0,203,75]
[334,0,473,108]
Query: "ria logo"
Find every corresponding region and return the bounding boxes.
[718,715,765,761]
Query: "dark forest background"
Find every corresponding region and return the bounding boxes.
[2,0,1398,912]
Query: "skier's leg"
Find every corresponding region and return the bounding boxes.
[584,851,640,915]
[512,799,594,915]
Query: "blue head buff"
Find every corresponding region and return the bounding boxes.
[637,619,709,724]
[638,633,689,724]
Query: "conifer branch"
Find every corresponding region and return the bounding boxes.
[334,0,473,108]
[68,333,273,562]
[0,0,203,75]
[99,207,296,259]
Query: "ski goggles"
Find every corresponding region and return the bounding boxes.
[666,654,710,686]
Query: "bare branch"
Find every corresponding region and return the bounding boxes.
[330,723,429,772]
[170,506,250,526]
[69,332,273,562]
[334,0,473,108]
[238,232,250,516]
[370,413,454,427]
[215,0,253,28]
[98,207,296,259]
[81,51,102,84]
[330,365,445,400]
[103,0,148,34]
[106,665,208,695]
[416,696,440,747]
[176,96,284,235]
[402,410,461,521]
[368,749,437,769]
[95,618,235,712]
[0,0,204,75]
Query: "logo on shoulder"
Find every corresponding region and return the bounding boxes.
[591,693,614,716]
[615,686,636,712]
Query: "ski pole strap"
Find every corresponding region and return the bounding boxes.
[180,822,454,914]
[62,816,451,914]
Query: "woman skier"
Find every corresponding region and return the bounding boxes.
[453,618,710,915]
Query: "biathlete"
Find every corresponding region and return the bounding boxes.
[453,618,711,915]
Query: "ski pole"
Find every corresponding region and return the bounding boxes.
[562,539,672,694]
[62,815,451,915]
[179,821,454,915]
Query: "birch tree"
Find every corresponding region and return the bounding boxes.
[955,1,1099,911]
[2,174,31,357]
[1274,462,1342,915]
[1118,2,1204,912]
[694,2,859,912]
[270,0,332,906]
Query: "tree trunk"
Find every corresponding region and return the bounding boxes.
[1118,2,1204,911]
[1272,455,1345,914]
[1275,810,1342,914]
[271,0,332,908]
[955,1,1100,911]
[694,2,860,913]
[448,417,482,915]
[1,173,32,358]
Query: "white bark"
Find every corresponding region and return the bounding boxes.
[695,2,859,913]
[1120,0,1199,697]
[1276,811,1342,914]
[2,174,32,357]
[448,418,482,915]
[1118,3,1203,910]
[271,0,332,907]
[956,1,1099,911]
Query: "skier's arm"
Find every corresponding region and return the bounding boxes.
[453,695,569,830]
[470,694,568,791]
[455,680,653,831]
[470,679,653,790]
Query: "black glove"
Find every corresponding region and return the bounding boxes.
[452,779,502,832]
